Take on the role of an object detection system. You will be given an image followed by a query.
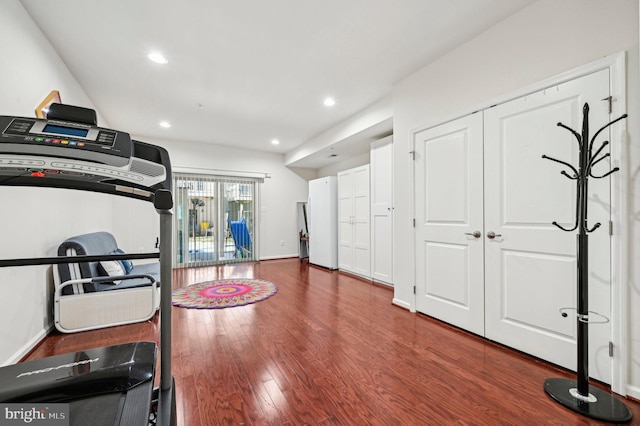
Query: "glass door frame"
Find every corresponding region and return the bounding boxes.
[173,173,259,268]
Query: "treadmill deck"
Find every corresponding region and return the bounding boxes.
[0,342,156,426]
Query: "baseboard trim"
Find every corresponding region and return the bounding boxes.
[3,323,54,366]
[372,278,393,288]
[392,298,411,310]
[625,384,640,400]
[259,254,299,261]
[338,269,371,282]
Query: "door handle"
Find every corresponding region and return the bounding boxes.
[487,231,502,239]
[464,231,481,238]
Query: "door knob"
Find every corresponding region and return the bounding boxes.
[487,231,502,239]
[464,231,481,238]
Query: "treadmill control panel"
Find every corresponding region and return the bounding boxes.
[0,157,144,181]
[0,110,171,202]
[0,115,131,167]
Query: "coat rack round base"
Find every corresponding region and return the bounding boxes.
[544,378,632,423]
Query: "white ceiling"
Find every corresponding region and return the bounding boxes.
[20,0,534,168]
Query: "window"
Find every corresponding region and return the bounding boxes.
[174,173,260,267]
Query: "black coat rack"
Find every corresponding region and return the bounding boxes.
[542,103,631,423]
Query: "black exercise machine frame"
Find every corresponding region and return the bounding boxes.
[0,104,176,426]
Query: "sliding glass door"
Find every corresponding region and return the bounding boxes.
[174,173,258,267]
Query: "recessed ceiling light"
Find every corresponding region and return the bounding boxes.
[271,139,280,145]
[159,121,171,128]
[323,97,336,107]
[148,51,168,64]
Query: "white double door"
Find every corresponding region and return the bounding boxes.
[414,69,613,383]
[338,165,371,277]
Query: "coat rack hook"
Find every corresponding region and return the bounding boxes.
[552,221,577,232]
[589,113,628,151]
[557,122,582,148]
[591,167,619,179]
[587,222,601,233]
[588,152,610,173]
[587,141,610,174]
[541,154,578,177]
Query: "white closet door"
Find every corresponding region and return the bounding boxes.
[352,165,371,277]
[371,136,393,284]
[338,165,371,277]
[484,69,612,383]
[414,113,485,335]
[338,170,355,271]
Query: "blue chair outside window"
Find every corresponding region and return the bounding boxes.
[228,217,252,259]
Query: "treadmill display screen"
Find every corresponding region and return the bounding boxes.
[42,124,89,138]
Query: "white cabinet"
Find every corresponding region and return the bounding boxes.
[370,136,393,285]
[338,165,370,277]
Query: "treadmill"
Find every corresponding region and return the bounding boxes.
[0,104,176,426]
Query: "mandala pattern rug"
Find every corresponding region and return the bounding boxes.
[172,278,278,309]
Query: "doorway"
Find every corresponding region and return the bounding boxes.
[174,173,258,267]
[414,68,616,384]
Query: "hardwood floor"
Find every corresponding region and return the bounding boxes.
[25,259,640,425]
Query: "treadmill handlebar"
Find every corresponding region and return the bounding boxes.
[0,252,160,268]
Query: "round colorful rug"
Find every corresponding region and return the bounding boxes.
[171,278,278,309]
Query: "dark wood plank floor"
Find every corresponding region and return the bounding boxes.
[25,259,640,425]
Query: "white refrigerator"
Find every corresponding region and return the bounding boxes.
[308,176,338,269]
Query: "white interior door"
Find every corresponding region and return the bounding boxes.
[371,137,393,284]
[352,165,371,277]
[484,69,612,383]
[338,169,355,271]
[414,113,485,335]
[338,165,370,277]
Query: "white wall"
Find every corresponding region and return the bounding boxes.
[0,2,108,127]
[317,152,370,178]
[285,95,392,167]
[0,0,125,365]
[9,0,639,394]
[0,0,312,365]
[111,196,162,255]
[392,0,640,391]
[141,136,310,260]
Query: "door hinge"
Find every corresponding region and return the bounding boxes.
[602,96,613,114]
[410,150,415,160]
[609,220,614,236]
[609,341,614,357]
[413,218,416,227]
[413,285,416,295]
